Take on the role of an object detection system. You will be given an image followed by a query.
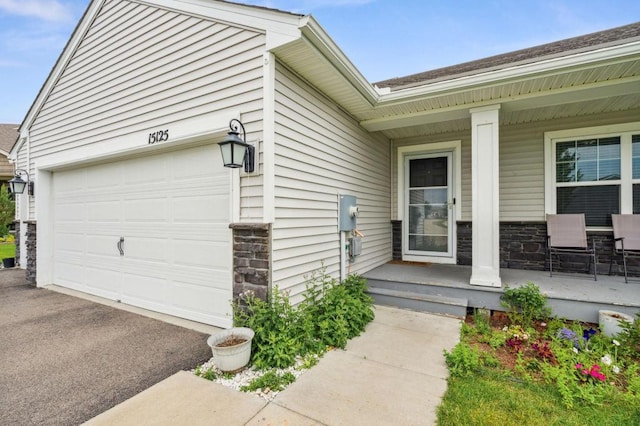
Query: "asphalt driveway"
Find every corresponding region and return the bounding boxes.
[0,269,213,426]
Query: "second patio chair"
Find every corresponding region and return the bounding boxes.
[546,214,597,281]
[609,214,640,283]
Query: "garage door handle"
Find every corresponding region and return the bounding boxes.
[117,237,124,256]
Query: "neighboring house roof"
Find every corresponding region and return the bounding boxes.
[376,21,640,90]
[0,124,18,156]
[0,124,18,178]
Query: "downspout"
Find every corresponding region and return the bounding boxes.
[262,52,276,295]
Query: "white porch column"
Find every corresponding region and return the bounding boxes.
[470,105,502,287]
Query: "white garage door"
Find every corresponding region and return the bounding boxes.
[53,144,233,328]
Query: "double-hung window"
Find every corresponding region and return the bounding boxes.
[545,123,640,228]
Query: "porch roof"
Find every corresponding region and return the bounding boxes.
[274,19,640,139]
[375,22,640,90]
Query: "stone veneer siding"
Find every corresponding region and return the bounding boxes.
[391,220,402,260]
[25,221,36,284]
[456,221,638,276]
[393,220,637,276]
[229,223,271,303]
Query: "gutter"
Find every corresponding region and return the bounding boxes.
[375,41,640,106]
[297,16,381,106]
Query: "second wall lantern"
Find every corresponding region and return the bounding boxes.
[218,119,255,173]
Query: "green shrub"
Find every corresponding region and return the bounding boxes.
[617,312,640,359]
[0,185,14,237]
[233,287,301,369]
[298,272,375,350]
[444,342,481,377]
[500,282,551,328]
[233,268,375,369]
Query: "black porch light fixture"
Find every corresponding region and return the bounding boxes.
[8,169,33,196]
[218,119,255,173]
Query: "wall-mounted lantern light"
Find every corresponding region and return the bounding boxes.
[8,169,34,196]
[218,119,255,173]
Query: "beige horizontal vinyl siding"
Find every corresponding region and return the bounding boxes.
[273,64,391,300]
[391,108,640,223]
[498,124,544,220]
[29,0,265,162]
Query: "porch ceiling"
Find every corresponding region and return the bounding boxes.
[272,26,640,140]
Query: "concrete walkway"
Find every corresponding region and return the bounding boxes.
[85,305,462,426]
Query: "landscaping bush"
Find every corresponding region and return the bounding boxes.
[233,269,375,369]
[441,284,640,420]
[0,185,14,237]
[500,282,551,329]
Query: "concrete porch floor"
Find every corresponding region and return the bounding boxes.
[364,263,640,323]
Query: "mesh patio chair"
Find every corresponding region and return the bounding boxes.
[546,214,597,280]
[608,214,640,283]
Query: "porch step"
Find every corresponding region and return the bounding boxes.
[367,287,468,318]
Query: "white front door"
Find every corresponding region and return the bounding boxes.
[404,152,454,260]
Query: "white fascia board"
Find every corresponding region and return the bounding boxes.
[9,131,29,161]
[298,16,380,106]
[19,0,102,135]
[377,41,640,105]
[136,0,302,47]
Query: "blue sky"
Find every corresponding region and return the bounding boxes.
[0,0,639,124]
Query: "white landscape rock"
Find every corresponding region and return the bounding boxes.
[192,354,320,401]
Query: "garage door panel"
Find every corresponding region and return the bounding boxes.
[83,267,122,298]
[172,240,231,269]
[122,237,168,263]
[173,195,230,222]
[86,235,123,258]
[53,144,233,328]
[85,163,122,189]
[172,145,220,176]
[55,203,85,222]
[174,224,231,241]
[123,198,168,222]
[169,281,231,319]
[55,169,86,193]
[55,232,85,252]
[87,201,121,222]
[124,156,168,184]
[122,273,168,304]
[168,267,232,292]
[54,262,86,289]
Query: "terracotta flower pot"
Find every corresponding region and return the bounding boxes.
[206,327,254,372]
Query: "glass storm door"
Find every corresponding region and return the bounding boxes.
[405,153,453,258]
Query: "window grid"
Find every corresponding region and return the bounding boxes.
[548,127,639,228]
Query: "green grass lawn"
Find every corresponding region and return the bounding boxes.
[0,242,16,260]
[438,370,640,426]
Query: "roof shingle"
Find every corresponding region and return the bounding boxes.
[0,124,18,153]
[375,21,640,90]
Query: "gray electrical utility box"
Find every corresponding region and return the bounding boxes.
[339,195,358,231]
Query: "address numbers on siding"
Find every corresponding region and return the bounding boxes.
[148,129,169,144]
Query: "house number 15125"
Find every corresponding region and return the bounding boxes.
[148,129,169,144]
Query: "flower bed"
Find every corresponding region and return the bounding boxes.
[445,283,640,408]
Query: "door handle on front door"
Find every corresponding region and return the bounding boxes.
[117,237,124,256]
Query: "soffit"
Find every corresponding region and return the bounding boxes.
[273,26,640,140]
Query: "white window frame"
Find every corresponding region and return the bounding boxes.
[544,122,640,230]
